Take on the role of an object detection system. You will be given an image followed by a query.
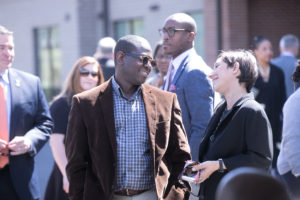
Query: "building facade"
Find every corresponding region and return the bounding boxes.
[1,0,299,197]
[0,0,299,100]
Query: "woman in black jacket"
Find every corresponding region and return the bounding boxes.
[252,36,286,168]
[192,50,273,200]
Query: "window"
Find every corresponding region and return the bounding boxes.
[34,26,62,101]
[189,11,205,58]
[114,18,144,40]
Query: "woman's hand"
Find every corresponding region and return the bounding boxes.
[63,175,69,194]
[192,161,219,183]
[50,134,69,193]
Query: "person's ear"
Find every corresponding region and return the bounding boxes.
[188,32,195,42]
[116,51,125,65]
[232,62,241,76]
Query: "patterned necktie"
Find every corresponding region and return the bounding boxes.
[0,77,9,168]
[167,64,175,91]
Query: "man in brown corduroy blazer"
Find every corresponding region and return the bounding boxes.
[65,35,191,200]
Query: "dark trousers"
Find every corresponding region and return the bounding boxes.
[0,165,20,200]
[280,171,300,199]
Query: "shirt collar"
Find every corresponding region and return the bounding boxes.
[281,52,295,57]
[224,93,254,109]
[171,48,194,71]
[111,76,142,101]
[0,69,10,84]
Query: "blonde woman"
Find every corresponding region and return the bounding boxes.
[44,56,104,200]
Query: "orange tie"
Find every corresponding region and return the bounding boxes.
[0,79,9,168]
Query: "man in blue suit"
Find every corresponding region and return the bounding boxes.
[160,13,214,161]
[0,25,53,200]
[272,34,299,98]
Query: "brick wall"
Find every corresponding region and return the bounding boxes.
[221,0,249,51]
[204,0,250,66]
[204,0,218,67]
[206,0,300,63]
[249,0,300,57]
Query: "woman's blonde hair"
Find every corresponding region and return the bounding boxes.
[55,56,104,104]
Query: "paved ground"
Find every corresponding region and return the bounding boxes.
[35,141,54,198]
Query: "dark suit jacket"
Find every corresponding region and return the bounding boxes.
[65,80,191,200]
[8,68,53,200]
[198,94,273,200]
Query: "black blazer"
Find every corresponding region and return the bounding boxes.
[198,94,273,200]
[8,68,53,200]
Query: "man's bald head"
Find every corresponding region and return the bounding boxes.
[114,35,151,63]
[165,13,197,34]
[114,35,153,88]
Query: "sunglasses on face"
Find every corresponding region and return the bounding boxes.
[158,27,191,38]
[124,52,156,66]
[79,68,99,78]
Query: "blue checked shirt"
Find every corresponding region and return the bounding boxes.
[112,77,155,191]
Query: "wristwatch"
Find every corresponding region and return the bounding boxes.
[218,158,225,173]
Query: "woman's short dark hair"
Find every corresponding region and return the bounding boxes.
[153,41,163,59]
[252,36,269,50]
[218,50,258,93]
[152,41,163,72]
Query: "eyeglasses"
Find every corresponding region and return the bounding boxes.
[79,68,99,78]
[124,52,156,66]
[158,28,191,37]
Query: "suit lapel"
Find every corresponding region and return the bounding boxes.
[141,84,156,166]
[215,94,253,131]
[199,102,225,160]
[171,55,189,87]
[203,103,225,140]
[99,80,117,160]
[8,69,21,139]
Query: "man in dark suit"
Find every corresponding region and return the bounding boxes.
[65,35,191,200]
[0,25,53,200]
[160,13,214,161]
